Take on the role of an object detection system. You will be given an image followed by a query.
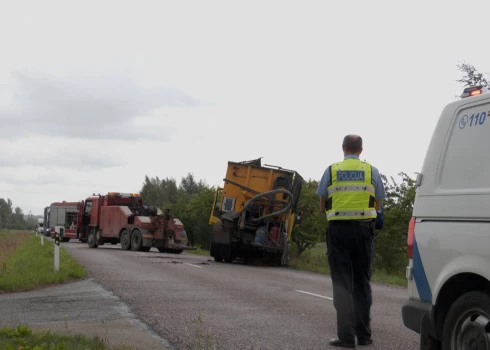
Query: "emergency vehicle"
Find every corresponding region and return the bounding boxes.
[402,85,490,349]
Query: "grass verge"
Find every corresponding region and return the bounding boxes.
[0,230,87,293]
[0,325,134,350]
[288,242,407,287]
[184,247,211,256]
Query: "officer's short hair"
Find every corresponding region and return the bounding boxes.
[342,135,362,153]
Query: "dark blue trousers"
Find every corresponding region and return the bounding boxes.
[326,220,374,343]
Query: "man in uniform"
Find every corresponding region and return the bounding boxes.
[316,134,386,348]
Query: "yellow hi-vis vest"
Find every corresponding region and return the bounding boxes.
[325,158,377,221]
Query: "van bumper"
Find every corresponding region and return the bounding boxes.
[402,298,436,336]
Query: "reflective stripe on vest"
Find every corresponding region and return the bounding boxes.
[325,158,377,221]
[326,209,378,220]
[327,184,375,197]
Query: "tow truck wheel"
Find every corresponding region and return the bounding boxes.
[120,229,131,250]
[130,229,143,251]
[87,232,98,248]
[441,291,490,350]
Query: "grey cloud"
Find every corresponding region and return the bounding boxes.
[0,171,69,185]
[0,148,125,169]
[0,71,201,140]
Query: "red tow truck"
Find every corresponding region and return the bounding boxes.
[79,192,195,253]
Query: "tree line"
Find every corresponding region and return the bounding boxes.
[0,198,38,230]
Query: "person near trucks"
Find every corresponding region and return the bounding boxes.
[316,134,386,348]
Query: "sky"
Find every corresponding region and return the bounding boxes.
[1,0,489,216]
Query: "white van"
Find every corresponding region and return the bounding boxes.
[402,85,490,349]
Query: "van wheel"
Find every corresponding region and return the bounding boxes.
[441,291,490,350]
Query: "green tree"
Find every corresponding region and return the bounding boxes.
[171,186,215,249]
[179,173,206,196]
[456,62,489,88]
[0,198,13,229]
[139,175,179,207]
[374,172,416,274]
[10,207,25,226]
[291,180,327,257]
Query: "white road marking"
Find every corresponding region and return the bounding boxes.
[184,263,203,268]
[295,290,333,300]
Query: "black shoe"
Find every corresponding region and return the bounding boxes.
[357,338,373,346]
[329,338,356,348]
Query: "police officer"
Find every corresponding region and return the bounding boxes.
[316,134,386,348]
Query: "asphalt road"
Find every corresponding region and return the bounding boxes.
[63,241,419,350]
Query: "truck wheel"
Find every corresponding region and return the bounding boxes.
[88,232,98,248]
[120,229,131,250]
[441,291,490,350]
[131,229,143,251]
[280,233,289,266]
[210,242,222,262]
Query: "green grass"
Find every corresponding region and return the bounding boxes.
[288,242,407,287]
[184,247,211,256]
[0,325,135,350]
[0,230,87,293]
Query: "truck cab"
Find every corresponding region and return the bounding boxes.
[401,86,490,349]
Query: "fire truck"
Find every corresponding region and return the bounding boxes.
[48,201,84,242]
[79,192,195,253]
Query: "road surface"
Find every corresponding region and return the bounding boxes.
[64,242,419,350]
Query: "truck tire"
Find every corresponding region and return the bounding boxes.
[131,229,143,251]
[168,249,183,254]
[120,229,131,250]
[211,242,223,262]
[88,231,98,248]
[280,232,289,266]
[441,291,490,350]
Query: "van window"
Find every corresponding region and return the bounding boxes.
[439,102,490,191]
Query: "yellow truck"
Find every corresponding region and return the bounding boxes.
[209,158,303,266]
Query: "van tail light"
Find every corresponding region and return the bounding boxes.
[407,217,416,259]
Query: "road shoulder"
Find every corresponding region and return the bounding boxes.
[0,277,173,350]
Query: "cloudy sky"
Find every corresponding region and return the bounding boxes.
[1,0,489,215]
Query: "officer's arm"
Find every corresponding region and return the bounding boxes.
[316,166,331,215]
[372,166,387,211]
